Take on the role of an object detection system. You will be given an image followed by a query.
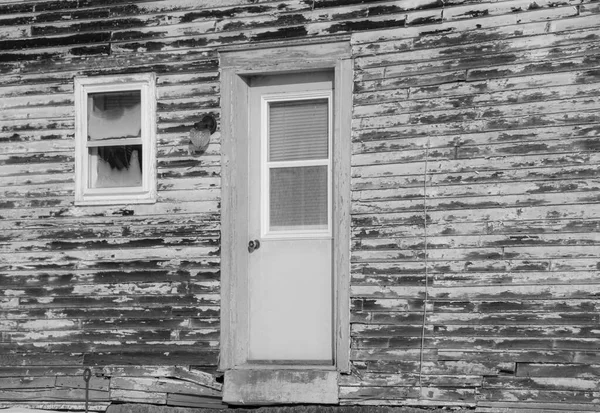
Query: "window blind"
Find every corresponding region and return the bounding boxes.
[268,98,329,162]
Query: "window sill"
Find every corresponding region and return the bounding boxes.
[223,369,338,405]
[75,195,156,206]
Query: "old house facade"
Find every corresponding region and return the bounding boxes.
[1,0,600,411]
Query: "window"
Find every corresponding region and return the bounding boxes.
[74,74,157,205]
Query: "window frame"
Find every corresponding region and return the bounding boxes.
[219,41,352,405]
[74,73,157,205]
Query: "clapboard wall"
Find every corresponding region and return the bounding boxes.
[346,4,600,411]
[0,0,599,411]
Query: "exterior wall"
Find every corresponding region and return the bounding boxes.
[346,6,600,411]
[0,0,599,411]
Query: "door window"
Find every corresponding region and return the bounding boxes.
[263,95,332,236]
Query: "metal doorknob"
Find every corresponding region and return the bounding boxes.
[248,239,260,253]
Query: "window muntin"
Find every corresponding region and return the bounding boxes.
[261,93,332,238]
[74,74,156,205]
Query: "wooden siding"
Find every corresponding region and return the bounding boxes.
[0,0,599,411]
[347,2,600,411]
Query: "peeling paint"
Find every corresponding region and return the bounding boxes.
[1,0,600,410]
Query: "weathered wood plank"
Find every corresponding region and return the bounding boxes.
[0,352,84,367]
[438,350,600,364]
[0,366,88,377]
[341,372,482,387]
[477,401,600,412]
[8,247,187,274]
[353,283,600,300]
[2,327,219,345]
[352,192,600,216]
[0,402,109,412]
[483,376,600,391]
[13,316,218,332]
[356,233,600,252]
[426,311,600,326]
[102,365,222,390]
[111,376,220,396]
[354,13,600,54]
[352,359,514,376]
[0,387,109,401]
[0,376,56,389]
[355,83,600,121]
[516,363,600,378]
[15,293,220,310]
[0,51,218,77]
[110,388,167,404]
[431,299,600,314]
[340,385,477,403]
[165,392,224,408]
[356,335,600,351]
[354,324,600,339]
[1,269,221,291]
[478,388,600,404]
[55,375,109,391]
[0,201,220,221]
[2,234,220,253]
[407,68,600,101]
[356,25,600,74]
[0,221,220,242]
[83,350,219,367]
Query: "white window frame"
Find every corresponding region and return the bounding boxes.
[261,91,333,239]
[74,73,157,205]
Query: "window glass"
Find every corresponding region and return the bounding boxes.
[269,165,328,230]
[268,99,328,162]
[88,145,143,189]
[86,91,143,189]
[87,91,141,140]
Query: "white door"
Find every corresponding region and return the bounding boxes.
[247,72,334,363]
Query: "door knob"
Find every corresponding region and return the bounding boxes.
[248,239,260,253]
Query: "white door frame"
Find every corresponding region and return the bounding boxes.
[219,41,352,402]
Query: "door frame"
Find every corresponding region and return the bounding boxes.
[219,41,352,380]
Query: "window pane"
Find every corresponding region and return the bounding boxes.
[269,99,328,162]
[88,145,143,188]
[88,91,141,141]
[269,166,328,231]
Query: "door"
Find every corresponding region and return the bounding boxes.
[247,72,334,363]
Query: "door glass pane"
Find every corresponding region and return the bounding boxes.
[269,166,328,231]
[88,91,141,141]
[269,99,328,162]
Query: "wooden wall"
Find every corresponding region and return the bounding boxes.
[0,0,599,411]
[345,2,600,411]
